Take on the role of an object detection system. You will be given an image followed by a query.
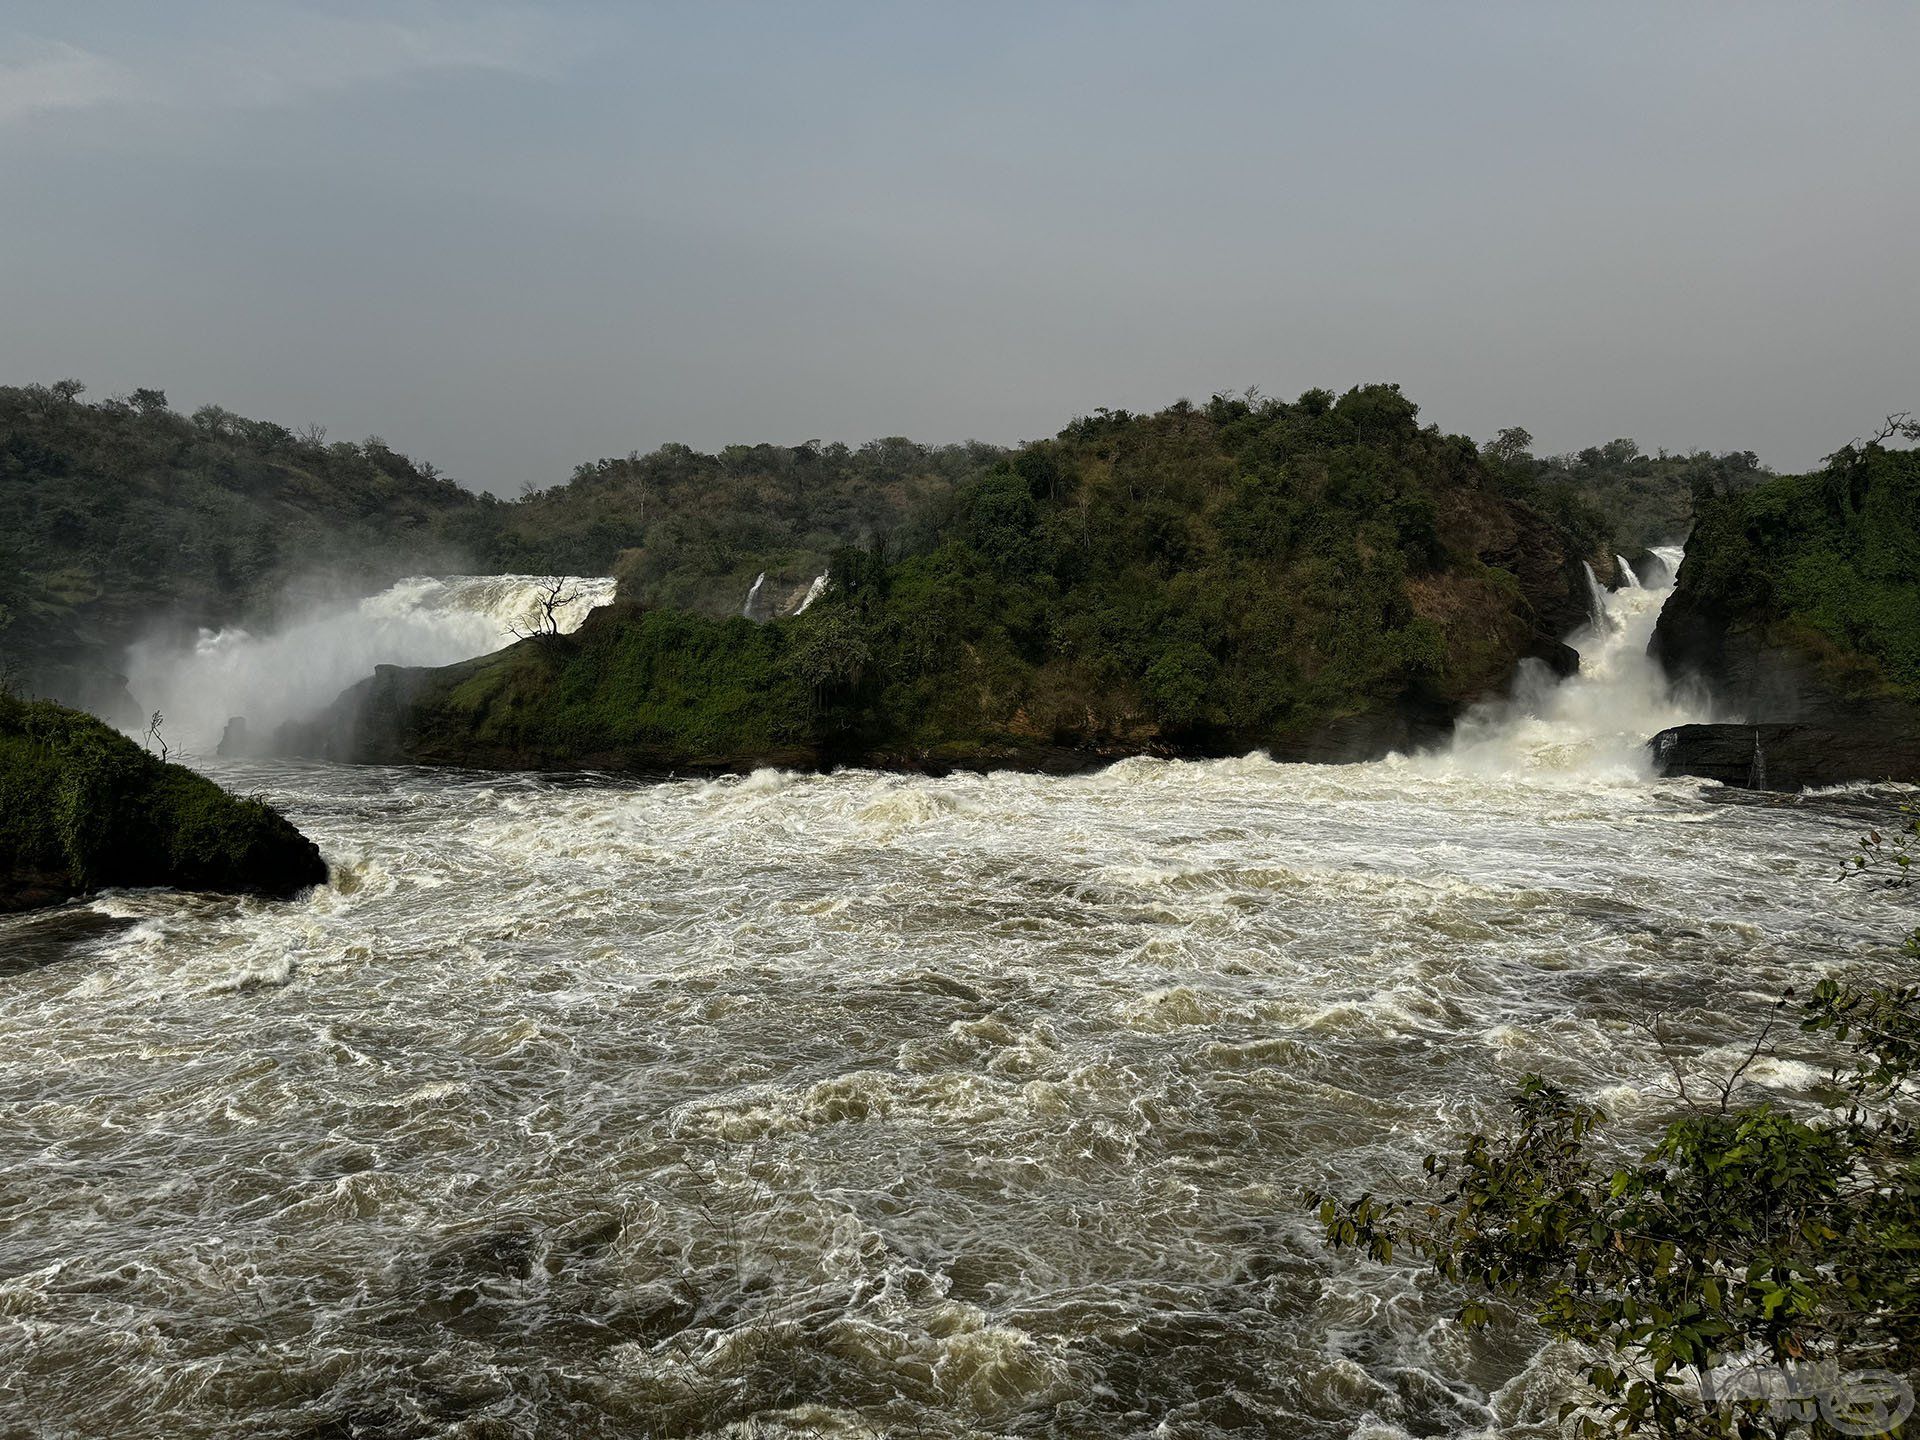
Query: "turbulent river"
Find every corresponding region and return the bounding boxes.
[1,568,1913,1438]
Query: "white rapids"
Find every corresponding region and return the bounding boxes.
[123,574,615,752]
[0,550,1909,1439]
[1438,553,1708,780]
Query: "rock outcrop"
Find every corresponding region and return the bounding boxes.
[1649,722,1920,791]
[282,387,1603,778]
[0,693,328,913]
[1647,445,1920,790]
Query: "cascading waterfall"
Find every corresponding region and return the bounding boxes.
[1615,554,1641,589]
[793,572,830,615]
[1431,548,1707,780]
[742,571,768,619]
[124,574,615,753]
[1580,562,1616,631]
[1649,544,1685,585]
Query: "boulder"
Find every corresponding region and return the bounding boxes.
[0,693,327,914]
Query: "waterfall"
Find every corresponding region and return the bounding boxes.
[1615,554,1642,589]
[124,574,615,753]
[742,572,768,620]
[1432,549,1708,780]
[792,573,830,615]
[1581,563,1616,631]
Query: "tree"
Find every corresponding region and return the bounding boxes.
[1870,413,1920,446]
[142,711,170,762]
[788,604,870,713]
[1311,817,1920,1439]
[1483,426,1535,465]
[507,576,580,641]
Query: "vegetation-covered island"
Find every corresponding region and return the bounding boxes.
[289,386,1633,774]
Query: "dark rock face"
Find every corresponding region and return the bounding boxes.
[1624,548,1676,590]
[1468,499,1594,646]
[1650,589,1832,725]
[1650,722,1920,792]
[1648,447,1920,789]
[276,659,487,766]
[1650,576,1920,789]
[0,694,328,914]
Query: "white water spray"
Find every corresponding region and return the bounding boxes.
[1427,552,1707,781]
[793,572,830,615]
[742,572,768,620]
[125,574,614,753]
[1581,562,1615,631]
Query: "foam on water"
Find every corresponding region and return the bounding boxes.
[1,554,1909,1436]
[0,749,1908,1437]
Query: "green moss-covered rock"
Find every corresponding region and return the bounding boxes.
[0,693,328,913]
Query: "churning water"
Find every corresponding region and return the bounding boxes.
[1,567,1911,1438]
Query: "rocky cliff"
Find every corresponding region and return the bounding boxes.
[1649,443,1920,789]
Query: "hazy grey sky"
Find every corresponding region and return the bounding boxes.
[4,2,1915,492]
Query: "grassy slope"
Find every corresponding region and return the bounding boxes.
[494,439,1004,616]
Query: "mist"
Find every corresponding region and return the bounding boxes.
[123,573,615,756]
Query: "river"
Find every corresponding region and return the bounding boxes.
[0,566,1911,1438]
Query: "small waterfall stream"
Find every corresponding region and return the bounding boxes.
[742,571,768,619]
[794,572,830,615]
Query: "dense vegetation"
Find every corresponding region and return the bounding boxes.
[0,381,1002,711]
[2,376,1770,745]
[483,436,1003,615]
[1656,441,1920,703]
[331,386,1603,772]
[0,689,327,912]
[1315,815,1920,1439]
[1479,425,1769,563]
[0,381,477,708]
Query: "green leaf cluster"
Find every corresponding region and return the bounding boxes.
[1312,849,1920,1439]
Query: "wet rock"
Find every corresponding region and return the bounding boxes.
[1625,547,1676,589]
[1649,721,1920,791]
[216,715,252,758]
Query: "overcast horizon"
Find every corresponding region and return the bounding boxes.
[4,1,1916,494]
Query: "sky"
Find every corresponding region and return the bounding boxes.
[2,2,1915,494]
